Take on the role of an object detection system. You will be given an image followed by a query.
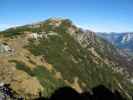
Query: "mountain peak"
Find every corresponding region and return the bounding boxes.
[122,32,133,43]
[0,18,133,99]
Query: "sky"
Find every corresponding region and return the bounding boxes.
[0,0,133,32]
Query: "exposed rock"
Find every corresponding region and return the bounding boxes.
[27,32,43,39]
[0,43,13,54]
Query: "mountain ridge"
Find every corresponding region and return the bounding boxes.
[0,18,133,99]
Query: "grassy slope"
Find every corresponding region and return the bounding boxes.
[1,19,133,99]
[25,25,132,98]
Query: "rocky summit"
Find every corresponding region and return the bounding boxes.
[0,18,133,99]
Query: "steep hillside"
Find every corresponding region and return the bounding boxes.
[0,18,133,99]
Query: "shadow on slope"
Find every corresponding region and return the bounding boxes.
[36,85,127,100]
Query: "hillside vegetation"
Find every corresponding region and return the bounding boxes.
[0,18,133,99]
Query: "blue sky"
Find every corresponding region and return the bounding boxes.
[0,0,133,32]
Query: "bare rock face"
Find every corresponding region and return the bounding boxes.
[48,18,63,27]
[0,43,13,54]
[63,20,96,48]
[71,29,96,48]
[82,30,95,47]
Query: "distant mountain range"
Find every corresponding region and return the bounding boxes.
[97,32,133,55]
